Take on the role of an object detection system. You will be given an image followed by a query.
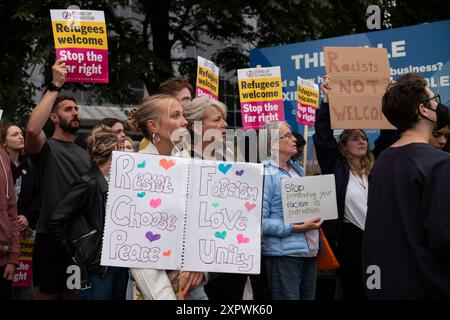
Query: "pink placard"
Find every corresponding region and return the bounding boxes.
[56,48,108,83]
[296,103,316,127]
[196,87,218,100]
[12,260,33,288]
[241,100,285,130]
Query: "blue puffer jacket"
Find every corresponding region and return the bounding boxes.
[262,159,316,256]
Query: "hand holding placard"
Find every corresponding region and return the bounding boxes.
[102,152,263,274]
[320,75,332,103]
[52,59,68,87]
[291,216,323,232]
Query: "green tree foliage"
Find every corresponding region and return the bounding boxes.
[382,0,450,28]
[253,0,376,47]
[1,0,449,124]
[127,0,257,92]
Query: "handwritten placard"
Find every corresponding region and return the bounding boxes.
[324,47,394,129]
[101,152,264,274]
[281,174,338,224]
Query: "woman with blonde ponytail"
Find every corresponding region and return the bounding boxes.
[128,94,206,300]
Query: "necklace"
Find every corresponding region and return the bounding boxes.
[352,172,367,190]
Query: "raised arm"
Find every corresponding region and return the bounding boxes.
[312,75,340,174]
[25,59,67,154]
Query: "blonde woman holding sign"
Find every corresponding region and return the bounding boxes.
[128,94,206,300]
[313,75,375,300]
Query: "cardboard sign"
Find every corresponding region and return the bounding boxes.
[238,66,285,130]
[50,9,108,83]
[324,47,394,129]
[296,77,319,126]
[196,56,219,100]
[281,174,338,224]
[101,152,264,274]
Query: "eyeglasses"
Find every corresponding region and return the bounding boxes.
[280,132,295,140]
[425,94,441,104]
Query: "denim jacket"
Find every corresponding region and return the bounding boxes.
[262,159,318,256]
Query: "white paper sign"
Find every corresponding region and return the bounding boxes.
[101,151,264,274]
[281,174,338,224]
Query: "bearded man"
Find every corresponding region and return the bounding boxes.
[25,59,90,300]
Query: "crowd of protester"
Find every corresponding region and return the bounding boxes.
[1,58,450,301]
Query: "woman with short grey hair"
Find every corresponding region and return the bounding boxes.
[183,97,230,160]
[261,121,322,300]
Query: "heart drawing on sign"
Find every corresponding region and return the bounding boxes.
[235,169,244,176]
[150,198,162,208]
[159,159,176,170]
[137,160,146,169]
[214,231,227,240]
[237,234,250,244]
[145,231,161,242]
[244,202,256,212]
[218,163,232,174]
[163,250,171,257]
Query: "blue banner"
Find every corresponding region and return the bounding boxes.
[250,20,450,172]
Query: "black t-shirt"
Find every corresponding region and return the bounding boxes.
[363,143,450,299]
[33,137,90,233]
[11,157,29,206]
[12,156,40,229]
[10,160,23,185]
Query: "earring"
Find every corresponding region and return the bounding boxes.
[152,133,160,144]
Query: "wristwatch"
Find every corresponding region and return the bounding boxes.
[47,83,62,92]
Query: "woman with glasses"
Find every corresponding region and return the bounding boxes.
[313,75,375,300]
[261,121,323,300]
